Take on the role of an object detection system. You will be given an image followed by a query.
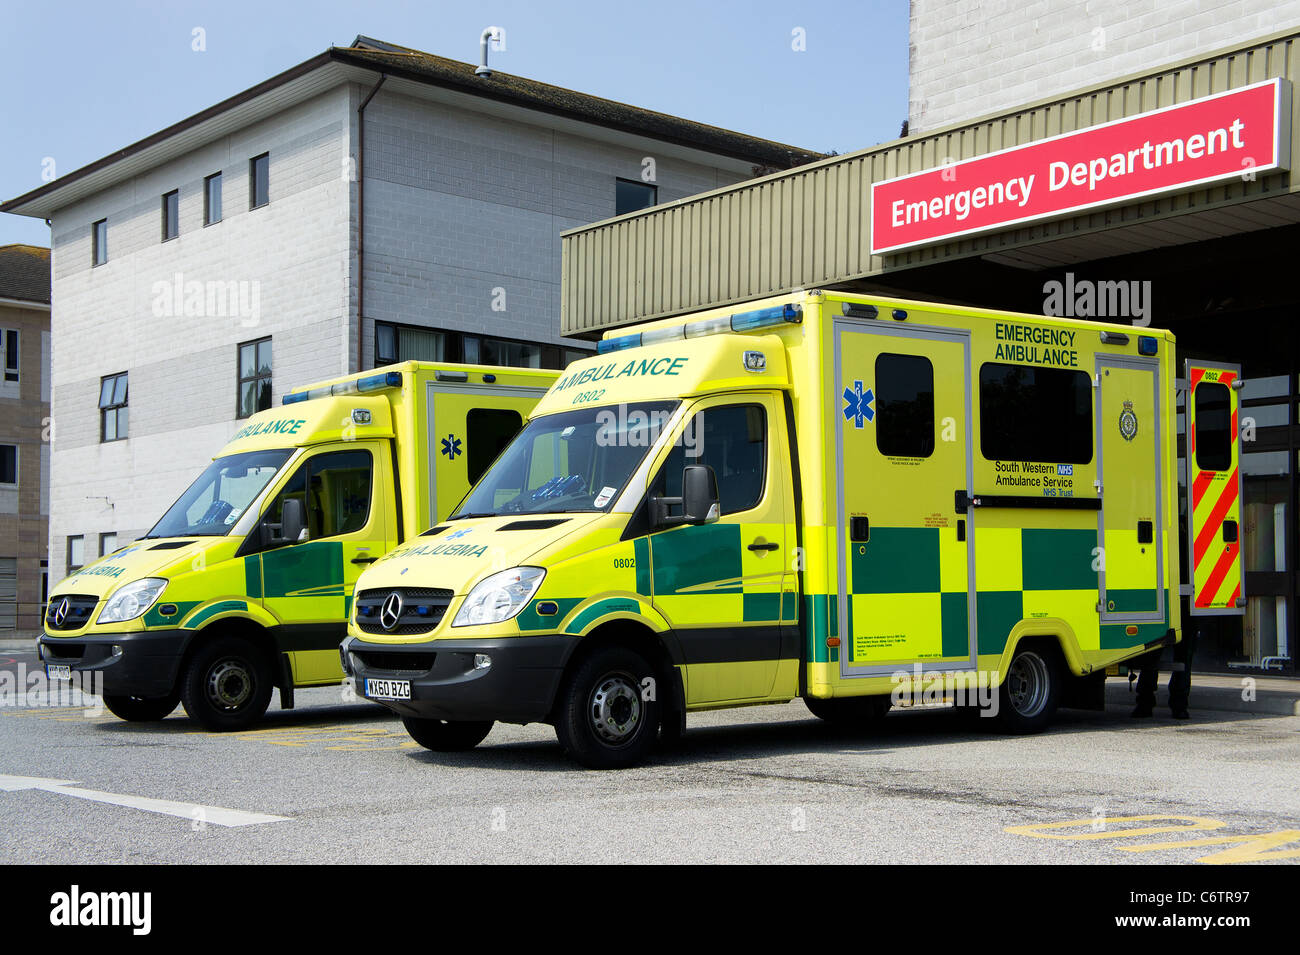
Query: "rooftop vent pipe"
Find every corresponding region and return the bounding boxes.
[475,27,501,77]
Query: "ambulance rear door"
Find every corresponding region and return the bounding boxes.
[1185,360,1246,616]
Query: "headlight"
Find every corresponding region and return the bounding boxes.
[452,567,546,627]
[96,578,168,624]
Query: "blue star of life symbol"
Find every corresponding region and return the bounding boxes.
[842,380,875,429]
[440,434,462,459]
[446,528,472,540]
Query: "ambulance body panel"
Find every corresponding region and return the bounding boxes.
[345,293,1183,766]
[39,362,555,728]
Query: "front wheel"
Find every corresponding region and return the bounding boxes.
[180,636,274,731]
[995,644,1061,734]
[402,717,494,751]
[554,646,659,769]
[102,693,179,722]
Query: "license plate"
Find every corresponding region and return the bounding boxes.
[46,665,72,681]
[365,678,410,701]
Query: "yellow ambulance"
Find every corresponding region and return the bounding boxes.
[344,291,1200,768]
[38,362,556,729]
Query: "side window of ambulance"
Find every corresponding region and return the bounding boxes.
[265,450,373,540]
[466,408,522,486]
[1194,383,1232,472]
[876,353,935,457]
[655,404,766,515]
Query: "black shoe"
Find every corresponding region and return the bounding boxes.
[1171,708,1190,720]
[1131,703,1154,718]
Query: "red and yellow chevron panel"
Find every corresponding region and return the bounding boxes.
[1186,363,1245,615]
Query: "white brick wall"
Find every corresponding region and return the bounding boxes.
[358,90,748,366]
[48,87,353,571]
[45,78,757,577]
[909,0,1300,132]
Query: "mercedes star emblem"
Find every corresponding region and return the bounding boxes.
[379,592,404,631]
[51,597,70,627]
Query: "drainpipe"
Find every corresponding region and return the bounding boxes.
[355,74,386,372]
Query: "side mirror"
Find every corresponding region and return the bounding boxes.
[652,465,720,528]
[681,465,720,525]
[278,498,308,545]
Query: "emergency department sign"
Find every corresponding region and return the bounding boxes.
[871,78,1291,254]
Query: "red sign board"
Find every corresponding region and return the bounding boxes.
[870,78,1291,254]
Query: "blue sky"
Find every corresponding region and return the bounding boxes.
[0,0,909,247]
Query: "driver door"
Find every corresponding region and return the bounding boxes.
[642,394,796,704]
[246,442,395,683]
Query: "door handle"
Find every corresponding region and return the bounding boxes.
[351,556,378,565]
[747,541,779,552]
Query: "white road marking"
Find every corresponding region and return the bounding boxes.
[0,774,289,827]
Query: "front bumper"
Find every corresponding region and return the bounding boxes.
[38,629,188,698]
[343,633,572,724]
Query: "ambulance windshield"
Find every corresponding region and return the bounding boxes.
[453,401,678,518]
[146,449,294,537]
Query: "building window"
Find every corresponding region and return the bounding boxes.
[161,189,179,241]
[876,353,935,458]
[1,328,17,382]
[0,557,15,630]
[249,153,270,209]
[0,445,15,485]
[464,334,544,368]
[373,321,592,371]
[99,532,117,557]
[616,178,657,215]
[92,219,108,266]
[238,338,272,418]
[67,536,84,575]
[204,172,222,225]
[99,372,129,442]
[979,364,1093,464]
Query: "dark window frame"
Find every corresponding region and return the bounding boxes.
[91,219,108,266]
[373,320,592,371]
[465,407,524,486]
[978,362,1094,465]
[99,371,129,443]
[237,337,273,420]
[653,402,769,518]
[2,328,17,383]
[204,172,223,226]
[259,448,375,550]
[615,178,658,216]
[67,535,84,575]
[875,352,936,459]
[161,189,179,242]
[1194,382,1234,473]
[249,153,270,209]
[0,444,16,485]
[98,532,117,558]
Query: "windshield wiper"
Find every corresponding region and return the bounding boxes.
[449,512,499,520]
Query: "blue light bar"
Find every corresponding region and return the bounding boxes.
[282,370,403,405]
[1138,336,1158,355]
[596,302,803,355]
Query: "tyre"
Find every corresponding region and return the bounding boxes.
[102,693,179,722]
[995,644,1061,734]
[554,646,659,769]
[179,636,274,731]
[805,695,891,724]
[402,716,494,751]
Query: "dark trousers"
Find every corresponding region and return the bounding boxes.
[1135,631,1197,711]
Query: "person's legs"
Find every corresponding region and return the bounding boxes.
[1168,630,1196,719]
[1132,648,1160,717]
